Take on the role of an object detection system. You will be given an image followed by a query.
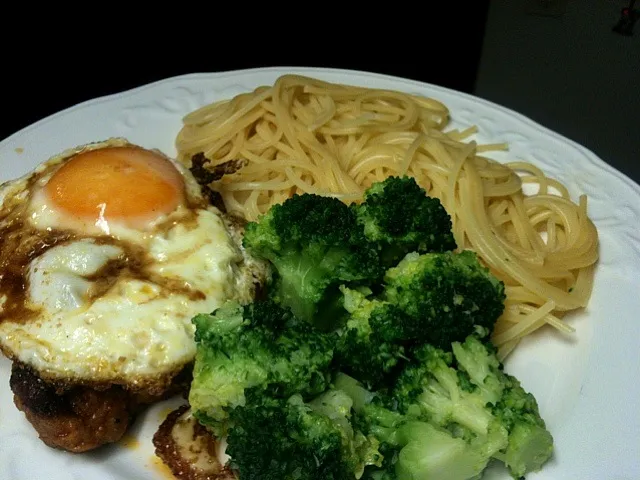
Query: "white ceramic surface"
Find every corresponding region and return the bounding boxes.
[0,67,638,480]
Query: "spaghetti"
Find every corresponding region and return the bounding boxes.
[175,74,599,359]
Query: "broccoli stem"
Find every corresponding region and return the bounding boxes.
[395,421,491,480]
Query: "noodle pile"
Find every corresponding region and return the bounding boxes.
[175,74,599,359]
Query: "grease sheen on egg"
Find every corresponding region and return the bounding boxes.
[0,138,263,393]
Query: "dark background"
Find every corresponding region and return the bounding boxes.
[2,2,637,184]
[475,0,640,183]
[0,4,491,142]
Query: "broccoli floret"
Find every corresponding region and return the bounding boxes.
[188,299,336,436]
[310,389,384,476]
[226,390,382,480]
[361,416,495,480]
[451,335,505,405]
[357,398,407,448]
[243,193,383,330]
[350,375,499,480]
[338,279,490,390]
[451,335,553,478]
[383,250,506,349]
[394,343,509,453]
[357,341,507,480]
[394,421,496,480]
[391,335,553,479]
[336,286,410,389]
[491,375,554,478]
[352,176,457,267]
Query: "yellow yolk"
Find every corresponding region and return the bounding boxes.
[44,146,186,226]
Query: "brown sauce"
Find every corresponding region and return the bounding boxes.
[0,206,207,326]
[0,211,74,324]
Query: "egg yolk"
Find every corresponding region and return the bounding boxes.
[45,146,186,227]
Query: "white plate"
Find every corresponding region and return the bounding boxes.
[0,67,638,480]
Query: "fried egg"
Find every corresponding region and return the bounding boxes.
[0,138,263,394]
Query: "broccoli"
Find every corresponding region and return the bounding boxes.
[393,342,510,457]
[450,336,554,477]
[186,176,555,480]
[335,286,410,389]
[352,176,457,267]
[383,250,506,349]
[188,299,336,436]
[361,417,497,480]
[391,335,553,479]
[351,381,500,480]
[492,384,555,479]
[339,331,553,480]
[243,193,383,330]
[336,255,505,390]
[226,389,382,480]
[395,421,500,480]
[339,370,488,480]
[354,344,508,480]
[337,277,479,390]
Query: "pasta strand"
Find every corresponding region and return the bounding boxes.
[175,74,600,358]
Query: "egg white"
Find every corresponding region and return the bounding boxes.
[0,138,263,392]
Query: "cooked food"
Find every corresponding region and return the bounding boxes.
[241,176,457,330]
[156,182,554,480]
[176,74,599,358]
[351,333,553,480]
[0,138,266,451]
[242,192,383,329]
[153,405,234,480]
[9,360,190,452]
[335,247,506,390]
[240,178,505,389]
[187,298,338,437]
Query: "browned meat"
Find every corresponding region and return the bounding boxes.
[10,362,131,452]
[9,362,192,453]
[153,405,235,480]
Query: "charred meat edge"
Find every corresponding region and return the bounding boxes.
[189,153,247,216]
[9,362,191,453]
[153,405,235,480]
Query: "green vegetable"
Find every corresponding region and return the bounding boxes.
[356,394,497,480]
[188,299,336,436]
[243,193,383,330]
[452,335,554,477]
[335,286,410,389]
[383,250,506,349]
[187,177,553,480]
[343,332,552,480]
[395,421,497,480]
[337,246,507,389]
[491,376,555,478]
[352,176,457,267]
[393,341,510,454]
[226,390,382,480]
[388,335,552,479]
